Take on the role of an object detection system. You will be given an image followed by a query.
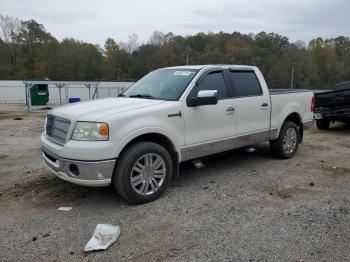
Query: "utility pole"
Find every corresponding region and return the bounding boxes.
[186,46,189,65]
[290,63,296,89]
[117,68,121,81]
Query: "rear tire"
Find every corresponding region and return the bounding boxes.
[316,119,330,130]
[113,142,173,204]
[270,121,300,159]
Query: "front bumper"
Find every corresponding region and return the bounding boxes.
[42,147,115,187]
[40,133,119,161]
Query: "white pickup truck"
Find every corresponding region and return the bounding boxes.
[41,65,314,204]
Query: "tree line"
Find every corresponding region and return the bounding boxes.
[1,15,350,89]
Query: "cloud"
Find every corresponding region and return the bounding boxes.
[188,0,350,42]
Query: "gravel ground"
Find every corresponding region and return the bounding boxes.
[0,104,350,262]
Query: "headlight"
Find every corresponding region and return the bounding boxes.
[72,122,109,141]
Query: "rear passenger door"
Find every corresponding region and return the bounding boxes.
[228,70,270,139]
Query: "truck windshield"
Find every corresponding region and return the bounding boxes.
[122,69,199,100]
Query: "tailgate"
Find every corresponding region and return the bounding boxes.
[315,88,350,109]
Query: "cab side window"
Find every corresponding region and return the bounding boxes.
[230,71,262,97]
[196,71,228,99]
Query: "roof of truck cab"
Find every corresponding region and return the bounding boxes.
[160,65,256,70]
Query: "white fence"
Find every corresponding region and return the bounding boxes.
[0,80,134,102]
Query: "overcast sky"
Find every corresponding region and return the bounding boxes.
[1,0,349,46]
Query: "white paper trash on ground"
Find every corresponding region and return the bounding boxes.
[84,224,120,252]
[57,207,72,211]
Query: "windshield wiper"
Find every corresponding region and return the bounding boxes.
[117,93,126,97]
[129,94,155,99]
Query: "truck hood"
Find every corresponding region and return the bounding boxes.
[50,97,165,121]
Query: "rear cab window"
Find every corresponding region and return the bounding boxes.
[229,71,262,97]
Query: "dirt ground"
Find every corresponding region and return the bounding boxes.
[0,103,350,262]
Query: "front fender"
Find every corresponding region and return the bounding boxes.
[112,127,181,158]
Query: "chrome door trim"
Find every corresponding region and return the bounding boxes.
[180,130,269,161]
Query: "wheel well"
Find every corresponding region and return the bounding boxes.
[285,113,301,127]
[124,133,176,154]
[119,133,179,178]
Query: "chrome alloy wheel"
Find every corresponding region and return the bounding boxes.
[130,153,166,196]
[282,127,297,154]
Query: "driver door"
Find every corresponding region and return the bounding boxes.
[182,70,237,160]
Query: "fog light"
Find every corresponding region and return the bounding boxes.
[69,164,79,176]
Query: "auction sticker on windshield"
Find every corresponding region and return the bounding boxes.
[173,71,195,76]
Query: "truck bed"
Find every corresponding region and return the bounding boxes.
[268,88,314,140]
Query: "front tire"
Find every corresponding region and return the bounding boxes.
[270,121,300,159]
[316,119,330,130]
[113,142,173,204]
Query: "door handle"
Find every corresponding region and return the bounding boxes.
[261,103,269,107]
[226,106,235,112]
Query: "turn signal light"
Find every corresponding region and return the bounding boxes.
[99,123,109,137]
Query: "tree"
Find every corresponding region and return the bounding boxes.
[1,14,350,88]
[308,37,324,49]
[104,38,119,57]
[103,38,121,80]
[120,33,139,54]
[294,40,306,49]
[0,15,22,76]
[149,31,166,46]
[56,39,103,80]
[20,19,56,78]
[334,36,350,57]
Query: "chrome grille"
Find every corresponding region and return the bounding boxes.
[45,115,71,144]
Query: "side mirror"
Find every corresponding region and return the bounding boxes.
[190,90,218,107]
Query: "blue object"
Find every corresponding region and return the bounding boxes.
[69,98,81,103]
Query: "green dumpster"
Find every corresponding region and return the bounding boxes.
[30,84,49,105]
